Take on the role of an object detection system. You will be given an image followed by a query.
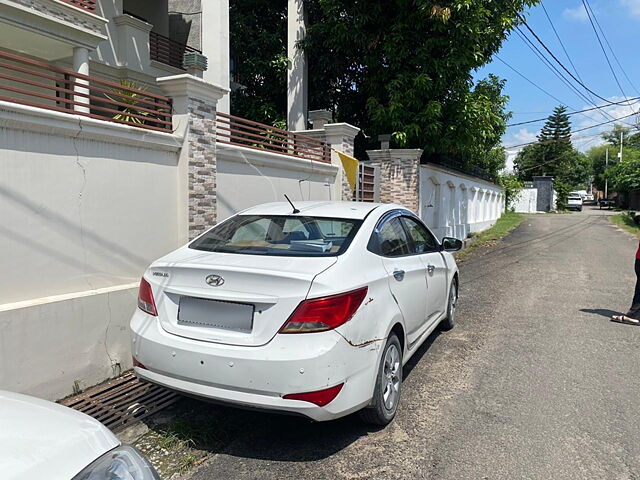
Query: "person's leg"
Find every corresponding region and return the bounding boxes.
[626,259,640,319]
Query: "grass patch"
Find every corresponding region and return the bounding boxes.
[130,399,238,478]
[610,212,640,238]
[455,212,525,262]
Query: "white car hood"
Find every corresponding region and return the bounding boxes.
[0,390,120,480]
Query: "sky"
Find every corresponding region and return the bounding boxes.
[474,0,640,170]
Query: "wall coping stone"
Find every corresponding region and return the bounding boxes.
[0,100,183,151]
[157,74,228,113]
[218,143,339,176]
[113,13,153,32]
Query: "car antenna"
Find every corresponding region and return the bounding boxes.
[284,194,300,214]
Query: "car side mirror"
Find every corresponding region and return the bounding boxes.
[441,237,463,252]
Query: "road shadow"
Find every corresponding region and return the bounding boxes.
[580,308,619,318]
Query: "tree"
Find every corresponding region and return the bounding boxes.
[229,0,288,125]
[302,0,539,172]
[601,124,630,147]
[610,153,640,192]
[514,106,590,208]
[499,173,524,211]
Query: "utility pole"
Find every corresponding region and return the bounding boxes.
[605,148,609,199]
[619,130,624,163]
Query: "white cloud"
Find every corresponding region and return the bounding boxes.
[502,128,538,172]
[620,0,640,16]
[563,4,589,21]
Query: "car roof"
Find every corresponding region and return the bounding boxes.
[238,201,398,220]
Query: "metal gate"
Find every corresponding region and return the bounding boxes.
[354,163,380,202]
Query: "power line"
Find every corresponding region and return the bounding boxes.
[514,27,599,110]
[504,111,638,149]
[507,98,640,127]
[582,0,640,97]
[540,1,596,105]
[514,25,616,123]
[581,0,631,104]
[495,55,568,107]
[516,136,600,173]
[517,15,612,103]
[497,54,637,131]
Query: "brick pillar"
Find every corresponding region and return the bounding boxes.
[367,149,422,213]
[157,74,228,240]
[324,123,360,201]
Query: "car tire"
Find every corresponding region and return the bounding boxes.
[359,332,402,426]
[440,278,458,331]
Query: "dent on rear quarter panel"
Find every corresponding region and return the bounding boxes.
[336,278,396,353]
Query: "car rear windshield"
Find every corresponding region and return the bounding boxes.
[189,215,363,257]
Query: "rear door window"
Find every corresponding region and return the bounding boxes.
[377,217,410,257]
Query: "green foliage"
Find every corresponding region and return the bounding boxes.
[229,0,288,125]
[106,79,149,124]
[610,153,640,192]
[498,173,524,210]
[601,124,629,147]
[587,125,640,193]
[303,0,538,171]
[514,105,590,209]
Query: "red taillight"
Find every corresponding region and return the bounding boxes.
[279,287,368,334]
[132,357,146,369]
[283,383,344,406]
[137,277,157,316]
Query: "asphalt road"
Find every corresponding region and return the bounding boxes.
[185,207,640,480]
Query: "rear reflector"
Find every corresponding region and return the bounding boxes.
[283,383,344,406]
[279,287,368,333]
[137,277,157,316]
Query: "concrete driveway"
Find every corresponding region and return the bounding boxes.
[182,207,640,479]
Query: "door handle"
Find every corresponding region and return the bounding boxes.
[393,270,405,281]
[427,265,435,274]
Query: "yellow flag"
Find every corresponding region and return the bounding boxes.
[337,151,359,192]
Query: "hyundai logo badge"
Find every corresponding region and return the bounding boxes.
[205,274,225,287]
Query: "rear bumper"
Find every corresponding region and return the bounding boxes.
[130,310,379,421]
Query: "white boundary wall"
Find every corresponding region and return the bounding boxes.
[512,188,538,214]
[216,144,338,221]
[419,164,505,240]
[0,102,340,401]
[0,102,184,400]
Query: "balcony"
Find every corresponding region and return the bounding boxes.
[0,0,106,63]
[0,50,172,133]
[59,0,96,12]
[150,31,201,71]
[216,112,332,163]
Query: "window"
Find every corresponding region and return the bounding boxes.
[401,216,439,254]
[377,217,410,257]
[190,215,362,257]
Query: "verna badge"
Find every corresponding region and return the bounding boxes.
[205,275,225,287]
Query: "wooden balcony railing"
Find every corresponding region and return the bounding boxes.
[0,50,172,133]
[59,0,97,12]
[216,112,332,163]
[150,31,201,70]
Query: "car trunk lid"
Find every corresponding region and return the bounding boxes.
[147,248,337,346]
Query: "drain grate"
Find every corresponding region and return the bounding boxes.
[60,372,180,432]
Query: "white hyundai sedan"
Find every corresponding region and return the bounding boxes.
[131,201,461,425]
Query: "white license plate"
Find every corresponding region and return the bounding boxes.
[178,297,254,332]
